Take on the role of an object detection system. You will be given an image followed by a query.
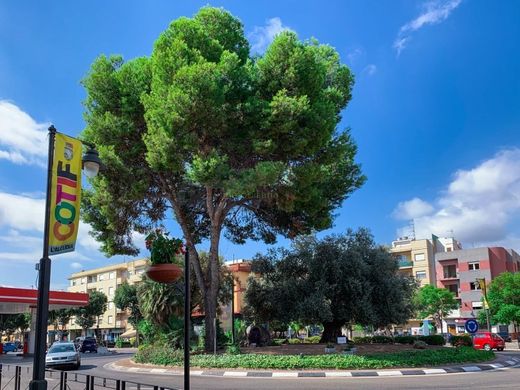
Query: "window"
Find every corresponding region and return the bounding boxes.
[443,265,457,278]
[447,247,452,252]
[446,284,458,297]
[116,320,122,328]
[468,262,480,271]
[470,281,481,291]
[81,277,87,285]
[108,316,113,325]
[109,287,114,296]
[136,269,145,275]
[98,273,106,281]
[416,271,427,280]
[109,271,116,279]
[108,302,114,310]
[414,253,425,261]
[472,301,483,309]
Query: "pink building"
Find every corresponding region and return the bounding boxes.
[435,247,520,334]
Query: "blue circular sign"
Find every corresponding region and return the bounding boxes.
[465,319,479,334]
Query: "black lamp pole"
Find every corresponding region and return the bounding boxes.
[29,126,101,390]
[29,125,56,390]
[184,249,190,390]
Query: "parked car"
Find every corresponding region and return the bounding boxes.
[473,332,505,351]
[78,338,98,353]
[497,331,512,342]
[2,342,18,353]
[45,342,81,370]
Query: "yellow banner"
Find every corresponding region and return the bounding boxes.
[48,133,82,255]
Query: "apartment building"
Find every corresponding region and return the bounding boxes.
[390,235,462,287]
[67,258,255,338]
[435,247,520,334]
[67,259,148,341]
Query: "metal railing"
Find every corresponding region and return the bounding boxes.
[0,365,178,390]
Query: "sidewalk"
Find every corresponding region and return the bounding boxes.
[106,354,520,379]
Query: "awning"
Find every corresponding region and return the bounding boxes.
[119,329,136,338]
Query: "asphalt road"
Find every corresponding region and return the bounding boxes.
[2,351,520,390]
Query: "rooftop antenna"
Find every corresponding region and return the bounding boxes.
[410,219,416,240]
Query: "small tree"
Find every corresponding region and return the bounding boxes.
[49,309,73,341]
[415,285,459,333]
[114,282,142,328]
[486,272,520,347]
[74,291,108,338]
[244,229,416,342]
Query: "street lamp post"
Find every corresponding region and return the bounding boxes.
[184,249,190,390]
[29,125,101,390]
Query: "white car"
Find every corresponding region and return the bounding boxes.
[45,342,81,370]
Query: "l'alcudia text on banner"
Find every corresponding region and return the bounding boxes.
[48,133,82,255]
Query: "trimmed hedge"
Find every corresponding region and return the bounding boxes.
[134,345,493,369]
[353,335,445,346]
[288,338,302,344]
[451,335,473,347]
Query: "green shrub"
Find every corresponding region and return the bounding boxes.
[226,344,241,355]
[371,336,393,344]
[288,338,302,344]
[394,336,415,344]
[271,339,288,346]
[353,336,372,344]
[451,335,473,347]
[303,336,321,344]
[418,335,445,346]
[413,340,428,349]
[134,345,494,369]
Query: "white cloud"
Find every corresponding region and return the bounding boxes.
[70,262,83,270]
[0,100,49,166]
[0,192,45,231]
[393,197,434,220]
[363,64,377,76]
[394,0,462,55]
[393,149,520,249]
[249,17,293,53]
[347,48,364,65]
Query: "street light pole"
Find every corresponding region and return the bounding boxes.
[30,126,101,390]
[184,249,190,390]
[29,125,56,390]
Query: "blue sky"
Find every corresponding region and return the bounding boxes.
[1,0,519,289]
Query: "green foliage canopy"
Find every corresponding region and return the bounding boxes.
[244,229,416,342]
[80,6,364,350]
[486,272,520,329]
[414,285,459,330]
[74,290,108,331]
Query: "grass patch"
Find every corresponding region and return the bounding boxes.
[134,345,494,370]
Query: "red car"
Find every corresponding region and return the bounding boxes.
[473,332,505,351]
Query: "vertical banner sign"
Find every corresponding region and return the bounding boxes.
[48,133,82,255]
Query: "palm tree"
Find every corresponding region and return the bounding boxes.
[137,276,184,326]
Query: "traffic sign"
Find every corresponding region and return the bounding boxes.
[465,319,479,334]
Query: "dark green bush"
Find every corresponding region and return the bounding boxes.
[451,335,473,347]
[288,338,302,344]
[353,336,372,344]
[371,336,393,344]
[418,335,445,346]
[394,336,416,344]
[271,338,288,346]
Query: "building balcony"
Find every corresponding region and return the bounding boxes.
[398,259,413,268]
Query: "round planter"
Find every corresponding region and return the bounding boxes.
[146,264,183,283]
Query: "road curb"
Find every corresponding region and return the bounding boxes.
[105,356,520,378]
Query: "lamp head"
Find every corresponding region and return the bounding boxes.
[82,147,101,178]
